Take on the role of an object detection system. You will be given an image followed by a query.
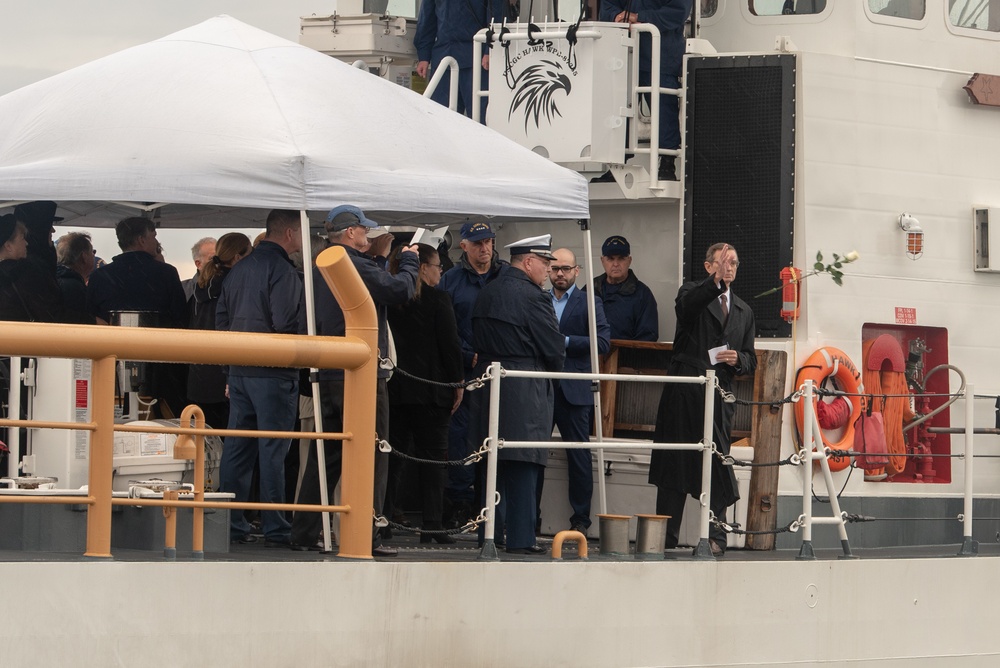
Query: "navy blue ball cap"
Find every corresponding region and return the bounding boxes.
[601,235,630,257]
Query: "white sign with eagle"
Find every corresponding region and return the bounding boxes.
[485,22,631,168]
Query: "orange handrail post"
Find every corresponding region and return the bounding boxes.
[317,246,377,560]
[85,355,116,559]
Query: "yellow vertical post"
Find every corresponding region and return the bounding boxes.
[163,489,178,560]
[316,246,377,560]
[85,355,116,558]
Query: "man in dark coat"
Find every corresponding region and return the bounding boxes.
[438,221,508,525]
[593,235,659,341]
[290,205,418,557]
[472,234,565,554]
[547,248,611,535]
[600,0,693,180]
[414,0,507,118]
[87,217,188,414]
[649,242,756,555]
[216,209,305,546]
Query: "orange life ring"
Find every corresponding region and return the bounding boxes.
[793,347,863,471]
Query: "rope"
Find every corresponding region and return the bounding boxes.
[379,356,491,391]
[384,520,476,537]
[713,519,798,536]
[378,438,489,467]
[720,451,800,467]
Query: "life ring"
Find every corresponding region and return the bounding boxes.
[793,347,863,471]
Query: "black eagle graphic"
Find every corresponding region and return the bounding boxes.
[508,59,572,132]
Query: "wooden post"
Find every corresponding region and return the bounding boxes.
[745,349,788,550]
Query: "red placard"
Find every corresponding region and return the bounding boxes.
[895,307,917,325]
[75,379,88,408]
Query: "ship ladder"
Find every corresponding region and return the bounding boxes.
[796,379,854,560]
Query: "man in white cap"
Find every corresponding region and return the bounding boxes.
[471,234,565,555]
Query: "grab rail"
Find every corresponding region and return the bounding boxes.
[0,245,379,560]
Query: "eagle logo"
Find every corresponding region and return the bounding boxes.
[508,59,572,132]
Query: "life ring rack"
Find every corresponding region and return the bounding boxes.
[793,347,863,471]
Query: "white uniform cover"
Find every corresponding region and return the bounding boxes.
[0,15,589,225]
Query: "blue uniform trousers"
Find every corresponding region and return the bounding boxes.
[222,375,298,541]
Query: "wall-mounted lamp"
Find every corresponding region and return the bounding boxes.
[899,213,923,260]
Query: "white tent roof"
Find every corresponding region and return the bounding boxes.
[0,15,589,227]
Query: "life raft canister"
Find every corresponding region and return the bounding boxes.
[793,347,863,471]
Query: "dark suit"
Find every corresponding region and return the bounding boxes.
[650,274,756,550]
[549,286,611,530]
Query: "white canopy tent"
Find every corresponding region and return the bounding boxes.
[0,15,589,226]
[0,15,605,550]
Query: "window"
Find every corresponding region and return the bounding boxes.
[869,0,925,20]
[702,0,719,18]
[750,0,826,15]
[950,0,1000,32]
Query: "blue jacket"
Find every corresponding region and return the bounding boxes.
[599,0,692,77]
[414,0,507,70]
[312,244,419,381]
[216,241,305,379]
[593,269,659,342]
[87,250,187,327]
[553,286,611,406]
[438,251,508,375]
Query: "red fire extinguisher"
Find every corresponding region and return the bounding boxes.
[780,266,801,322]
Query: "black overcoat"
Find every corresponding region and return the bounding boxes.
[472,267,565,465]
[649,275,756,507]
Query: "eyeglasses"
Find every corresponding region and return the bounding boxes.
[549,265,577,273]
[425,262,443,269]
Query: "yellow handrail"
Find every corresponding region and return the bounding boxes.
[0,245,378,560]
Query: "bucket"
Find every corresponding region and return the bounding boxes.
[635,514,669,559]
[597,513,631,556]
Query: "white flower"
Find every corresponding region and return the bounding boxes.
[844,250,860,262]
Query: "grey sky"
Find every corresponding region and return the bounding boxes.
[0,1,414,276]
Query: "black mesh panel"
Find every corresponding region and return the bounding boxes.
[683,54,796,338]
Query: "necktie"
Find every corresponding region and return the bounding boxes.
[720,294,729,320]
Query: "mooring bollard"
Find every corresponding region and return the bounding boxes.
[635,513,669,559]
[597,513,631,556]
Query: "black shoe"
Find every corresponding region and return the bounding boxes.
[506,544,546,555]
[372,544,398,557]
[420,532,457,545]
[264,536,291,548]
[570,523,589,535]
[290,538,328,551]
[230,533,258,545]
[657,157,677,181]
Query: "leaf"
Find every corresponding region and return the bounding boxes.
[833,275,843,286]
[814,262,824,271]
[834,261,842,269]
[816,251,823,263]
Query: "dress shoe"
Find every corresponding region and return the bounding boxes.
[230,533,258,545]
[264,536,291,548]
[657,157,678,181]
[570,523,589,535]
[420,532,457,545]
[506,544,546,555]
[709,539,725,556]
[372,544,398,557]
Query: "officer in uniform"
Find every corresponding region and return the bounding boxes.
[472,234,565,554]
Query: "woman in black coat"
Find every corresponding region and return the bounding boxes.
[386,243,464,543]
[186,232,252,431]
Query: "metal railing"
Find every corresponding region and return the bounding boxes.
[478,362,719,560]
[0,245,380,560]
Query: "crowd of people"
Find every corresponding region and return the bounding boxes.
[0,199,754,557]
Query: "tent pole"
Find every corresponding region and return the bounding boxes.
[300,211,334,552]
[580,220,607,515]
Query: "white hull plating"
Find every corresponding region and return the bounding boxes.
[4,555,999,667]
